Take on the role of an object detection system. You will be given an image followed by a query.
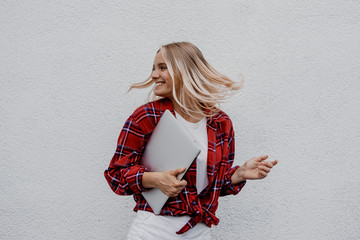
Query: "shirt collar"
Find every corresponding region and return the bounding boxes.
[158,97,227,126]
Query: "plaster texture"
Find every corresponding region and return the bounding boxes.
[1,1,359,239]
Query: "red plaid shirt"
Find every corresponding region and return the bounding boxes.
[104,98,246,234]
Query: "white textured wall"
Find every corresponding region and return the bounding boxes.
[1,1,359,239]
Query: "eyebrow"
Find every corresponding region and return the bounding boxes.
[153,62,167,67]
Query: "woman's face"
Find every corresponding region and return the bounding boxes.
[152,51,177,99]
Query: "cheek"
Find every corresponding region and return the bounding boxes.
[164,75,174,87]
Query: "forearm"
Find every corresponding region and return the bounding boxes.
[142,172,161,189]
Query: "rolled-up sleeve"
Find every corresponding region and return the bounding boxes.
[104,116,149,195]
[220,125,246,196]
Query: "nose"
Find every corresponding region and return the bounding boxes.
[151,69,160,79]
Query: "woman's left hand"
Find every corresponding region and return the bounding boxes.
[231,155,278,184]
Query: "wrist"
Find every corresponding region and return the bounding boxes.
[231,165,246,184]
[142,172,161,189]
[238,165,247,181]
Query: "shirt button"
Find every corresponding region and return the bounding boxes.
[192,201,196,206]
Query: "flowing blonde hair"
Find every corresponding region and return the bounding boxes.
[129,42,243,117]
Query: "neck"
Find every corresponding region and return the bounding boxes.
[171,99,204,123]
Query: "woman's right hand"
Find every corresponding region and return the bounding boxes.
[142,168,187,197]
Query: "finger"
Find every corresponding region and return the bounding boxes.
[258,165,271,173]
[260,161,273,168]
[170,187,185,197]
[255,155,268,163]
[169,167,186,176]
[180,180,187,186]
[259,170,268,178]
[169,192,178,197]
[261,160,279,168]
[175,180,187,188]
[172,191,182,197]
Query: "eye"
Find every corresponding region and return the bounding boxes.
[160,65,167,70]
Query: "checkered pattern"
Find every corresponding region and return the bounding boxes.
[104,98,246,234]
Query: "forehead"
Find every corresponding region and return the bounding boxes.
[153,51,166,65]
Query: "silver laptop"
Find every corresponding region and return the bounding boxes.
[141,110,201,214]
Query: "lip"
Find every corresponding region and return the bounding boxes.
[155,81,165,84]
[155,81,165,87]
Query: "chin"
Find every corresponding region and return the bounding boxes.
[154,91,172,99]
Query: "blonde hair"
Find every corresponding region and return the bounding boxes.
[129,42,243,117]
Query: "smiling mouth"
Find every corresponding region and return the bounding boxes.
[155,82,165,86]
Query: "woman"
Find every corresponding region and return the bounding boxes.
[104,42,278,239]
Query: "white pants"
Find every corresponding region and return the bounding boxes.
[126,210,211,240]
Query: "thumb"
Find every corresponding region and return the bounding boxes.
[256,155,268,162]
[169,167,186,176]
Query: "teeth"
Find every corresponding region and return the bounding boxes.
[156,82,164,86]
